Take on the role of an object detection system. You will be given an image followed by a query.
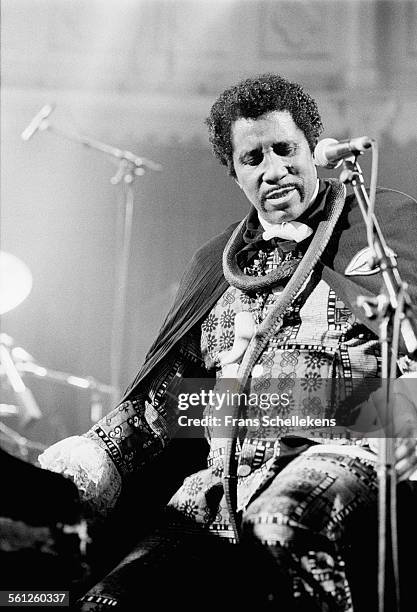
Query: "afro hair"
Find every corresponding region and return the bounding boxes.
[205,73,323,176]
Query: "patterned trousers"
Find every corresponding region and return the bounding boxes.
[77,446,416,611]
[242,444,379,611]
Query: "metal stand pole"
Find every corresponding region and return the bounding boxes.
[340,158,417,612]
[109,166,136,404]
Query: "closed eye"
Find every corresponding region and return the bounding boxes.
[239,142,298,165]
[273,142,298,156]
[240,150,263,166]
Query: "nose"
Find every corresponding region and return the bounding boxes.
[262,152,289,183]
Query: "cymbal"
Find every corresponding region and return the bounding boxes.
[0,252,33,315]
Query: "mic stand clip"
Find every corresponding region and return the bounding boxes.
[110,157,145,185]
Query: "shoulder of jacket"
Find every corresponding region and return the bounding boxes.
[193,220,240,262]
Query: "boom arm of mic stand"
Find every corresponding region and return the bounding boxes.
[36,122,162,174]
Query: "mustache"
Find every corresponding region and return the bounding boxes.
[261,182,305,204]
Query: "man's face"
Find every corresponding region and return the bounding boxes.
[231,110,318,224]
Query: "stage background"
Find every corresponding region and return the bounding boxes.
[1,0,416,447]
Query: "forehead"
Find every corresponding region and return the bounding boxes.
[231,110,305,153]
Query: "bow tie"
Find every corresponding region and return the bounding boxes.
[262,221,313,243]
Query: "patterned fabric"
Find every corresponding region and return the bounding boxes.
[85,331,207,478]
[74,184,417,610]
[169,266,379,515]
[167,239,381,610]
[242,444,378,612]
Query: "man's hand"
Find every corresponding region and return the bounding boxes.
[38,435,122,518]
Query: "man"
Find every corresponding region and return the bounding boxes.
[40,74,417,611]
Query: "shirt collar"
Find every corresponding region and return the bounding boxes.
[243,179,328,246]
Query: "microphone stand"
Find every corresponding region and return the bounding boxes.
[339,158,417,612]
[25,116,162,405]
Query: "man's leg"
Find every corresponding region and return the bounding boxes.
[242,445,379,612]
[76,507,294,611]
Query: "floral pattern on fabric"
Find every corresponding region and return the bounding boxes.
[196,242,381,530]
[168,465,225,527]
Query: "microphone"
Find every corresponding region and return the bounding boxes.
[21,104,55,141]
[313,136,372,169]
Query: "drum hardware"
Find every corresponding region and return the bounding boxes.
[15,360,115,395]
[0,241,115,455]
[14,360,115,424]
[0,251,41,427]
[0,339,42,426]
[1,331,117,427]
[0,404,19,417]
[61,519,91,557]
[1,334,115,467]
[0,421,46,460]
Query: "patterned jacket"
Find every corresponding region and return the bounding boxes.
[85,180,417,493]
